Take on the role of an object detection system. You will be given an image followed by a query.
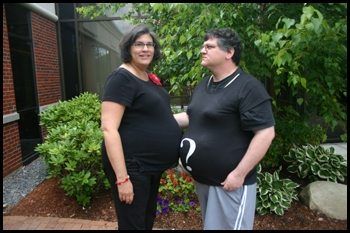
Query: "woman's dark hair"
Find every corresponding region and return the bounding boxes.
[119,24,161,63]
[204,28,242,65]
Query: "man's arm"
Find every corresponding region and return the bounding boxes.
[221,126,275,191]
[173,112,189,128]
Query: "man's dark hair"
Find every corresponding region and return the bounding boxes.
[119,24,161,63]
[204,28,242,65]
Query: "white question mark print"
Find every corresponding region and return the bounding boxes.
[180,138,196,171]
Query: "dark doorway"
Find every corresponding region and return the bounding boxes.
[60,22,80,99]
[5,4,42,165]
[57,3,81,100]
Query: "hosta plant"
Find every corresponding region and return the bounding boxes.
[283,144,347,183]
[256,164,299,216]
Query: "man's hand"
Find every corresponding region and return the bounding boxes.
[221,170,245,191]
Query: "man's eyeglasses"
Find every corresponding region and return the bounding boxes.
[201,44,217,51]
[133,42,155,49]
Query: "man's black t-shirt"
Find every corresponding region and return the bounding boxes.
[102,68,182,173]
[180,68,275,185]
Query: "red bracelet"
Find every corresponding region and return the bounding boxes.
[115,175,130,186]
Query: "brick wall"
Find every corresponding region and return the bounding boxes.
[3,7,62,177]
[3,6,22,176]
[2,7,17,115]
[3,123,22,177]
[31,12,61,106]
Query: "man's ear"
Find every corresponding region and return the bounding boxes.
[226,48,234,60]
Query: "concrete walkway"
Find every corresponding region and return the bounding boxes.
[3,142,347,230]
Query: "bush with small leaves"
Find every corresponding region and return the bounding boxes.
[39,92,101,131]
[35,92,108,207]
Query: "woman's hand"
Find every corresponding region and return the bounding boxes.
[117,179,134,204]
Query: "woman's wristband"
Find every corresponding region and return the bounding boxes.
[115,175,130,186]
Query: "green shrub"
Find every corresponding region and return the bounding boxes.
[39,92,101,131]
[262,117,327,169]
[35,92,108,207]
[283,144,347,183]
[256,164,300,216]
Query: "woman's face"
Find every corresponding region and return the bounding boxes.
[130,33,155,68]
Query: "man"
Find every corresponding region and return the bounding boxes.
[174,28,275,230]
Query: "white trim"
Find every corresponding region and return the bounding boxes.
[234,185,247,230]
[3,112,20,124]
[206,73,240,89]
[19,3,58,22]
[224,73,240,88]
[207,75,213,89]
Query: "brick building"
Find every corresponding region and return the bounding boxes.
[3,3,131,177]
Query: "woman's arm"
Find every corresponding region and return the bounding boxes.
[101,101,133,204]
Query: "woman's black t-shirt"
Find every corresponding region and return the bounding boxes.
[102,68,182,173]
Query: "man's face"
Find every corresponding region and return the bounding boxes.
[200,38,228,68]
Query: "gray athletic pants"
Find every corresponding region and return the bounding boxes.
[195,181,257,230]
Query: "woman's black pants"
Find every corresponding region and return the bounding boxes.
[102,154,162,230]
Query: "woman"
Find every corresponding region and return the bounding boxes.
[101,24,182,229]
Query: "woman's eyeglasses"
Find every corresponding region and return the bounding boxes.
[133,42,155,49]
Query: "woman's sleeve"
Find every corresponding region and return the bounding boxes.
[102,72,136,107]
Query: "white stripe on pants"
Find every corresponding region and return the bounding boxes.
[195,181,257,230]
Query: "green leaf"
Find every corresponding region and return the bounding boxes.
[65,160,77,171]
[264,173,273,184]
[317,154,329,163]
[270,193,280,203]
[337,174,345,182]
[311,17,322,33]
[278,40,287,48]
[284,180,299,189]
[260,194,269,202]
[283,153,293,163]
[186,51,193,60]
[179,35,186,44]
[310,162,320,174]
[260,188,269,196]
[275,206,285,216]
[299,164,309,179]
[282,18,295,29]
[280,199,290,209]
[300,77,307,89]
[303,6,315,20]
[287,164,298,174]
[297,98,304,105]
[318,169,331,179]
[273,170,280,180]
[262,200,270,208]
[272,32,283,43]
